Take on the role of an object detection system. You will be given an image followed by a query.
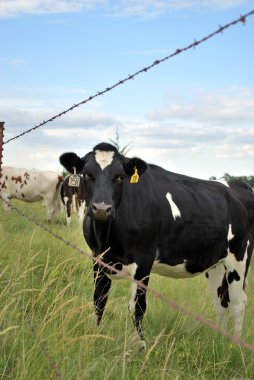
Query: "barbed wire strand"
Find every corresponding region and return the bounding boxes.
[3,10,254,145]
[1,197,254,354]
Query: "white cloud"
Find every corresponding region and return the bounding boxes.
[43,125,118,140]
[148,87,254,126]
[0,0,248,18]
[110,0,247,18]
[0,0,107,18]
[2,85,254,179]
[216,143,254,158]
[0,58,27,66]
[0,86,117,138]
[2,141,64,171]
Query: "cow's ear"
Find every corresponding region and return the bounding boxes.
[123,157,148,182]
[59,152,84,174]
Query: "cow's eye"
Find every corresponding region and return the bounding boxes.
[113,175,124,183]
[84,174,94,181]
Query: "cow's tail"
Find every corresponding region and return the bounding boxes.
[54,175,64,213]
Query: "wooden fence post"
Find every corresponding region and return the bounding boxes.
[0,121,5,178]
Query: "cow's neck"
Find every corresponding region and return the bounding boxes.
[92,219,112,254]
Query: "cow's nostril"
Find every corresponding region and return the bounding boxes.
[105,205,112,214]
[92,203,98,212]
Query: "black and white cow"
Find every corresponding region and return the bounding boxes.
[60,174,86,225]
[60,143,254,350]
[0,166,63,222]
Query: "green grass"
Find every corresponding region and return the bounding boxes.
[0,200,254,379]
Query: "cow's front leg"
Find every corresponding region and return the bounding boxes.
[78,200,86,224]
[128,265,151,351]
[93,262,111,326]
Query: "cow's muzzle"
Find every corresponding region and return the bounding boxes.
[91,202,113,221]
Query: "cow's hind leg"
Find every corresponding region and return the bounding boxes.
[224,239,251,336]
[206,263,229,330]
[127,264,152,351]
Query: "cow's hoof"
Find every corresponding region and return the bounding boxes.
[138,339,146,351]
[128,333,147,353]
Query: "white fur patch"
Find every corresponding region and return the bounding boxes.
[78,200,86,223]
[205,263,228,328]
[213,179,230,187]
[227,224,234,242]
[166,192,181,220]
[152,260,197,279]
[128,283,137,316]
[106,263,137,281]
[95,150,114,170]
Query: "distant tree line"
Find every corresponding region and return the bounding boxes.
[209,173,254,188]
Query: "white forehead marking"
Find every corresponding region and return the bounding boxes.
[227,224,234,242]
[166,192,181,220]
[95,150,114,170]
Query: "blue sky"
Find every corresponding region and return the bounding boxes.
[1,0,254,179]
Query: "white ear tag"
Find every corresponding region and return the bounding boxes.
[68,167,80,187]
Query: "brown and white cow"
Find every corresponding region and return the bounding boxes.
[60,174,86,225]
[0,166,63,222]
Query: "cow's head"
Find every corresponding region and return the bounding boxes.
[60,143,148,222]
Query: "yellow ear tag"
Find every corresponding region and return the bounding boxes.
[130,166,139,184]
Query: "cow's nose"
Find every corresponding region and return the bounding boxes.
[91,202,113,221]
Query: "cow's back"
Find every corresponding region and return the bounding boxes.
[1,166,62,202]
[114,166,254,267]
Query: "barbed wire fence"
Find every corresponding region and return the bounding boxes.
[1,198,254,355]
[1,9,254,374]
[3,10,254,146]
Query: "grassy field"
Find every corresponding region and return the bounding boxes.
[0,200,254,380]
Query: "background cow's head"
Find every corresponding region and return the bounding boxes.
[60,143,148,222]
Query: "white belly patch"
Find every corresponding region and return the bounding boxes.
[152,260,198,279]
[106,263,137,281]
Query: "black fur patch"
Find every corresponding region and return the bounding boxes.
[228,270,240,284]
[205,272,209,278]
[59,152,84,174]
[217,274,230,308]
[124,157,148,176]
[93,143,118,153]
